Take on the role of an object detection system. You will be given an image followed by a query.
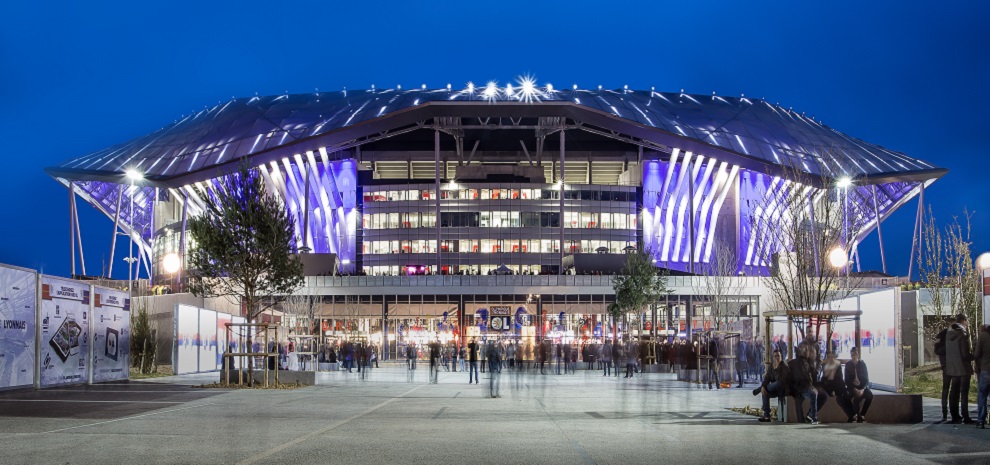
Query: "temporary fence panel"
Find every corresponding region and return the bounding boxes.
[39,276,91,387]
[0,264,37,390]
[92,286,131,383]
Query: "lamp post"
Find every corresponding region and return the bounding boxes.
[125,169,143,294]
[836,176,853,278]
[977,252,990,326]
[829,246,849,288]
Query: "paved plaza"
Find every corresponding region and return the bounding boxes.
[0,365,988,464]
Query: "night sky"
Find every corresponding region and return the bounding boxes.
[2,1,988,279]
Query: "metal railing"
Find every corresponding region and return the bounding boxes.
[304,274,905,290]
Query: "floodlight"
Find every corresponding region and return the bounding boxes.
[828,247,848,269]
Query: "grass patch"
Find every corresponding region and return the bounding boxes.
[195,381,309,390]
[903,364,978,404]
[129,365,174,380]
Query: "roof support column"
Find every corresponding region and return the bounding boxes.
[559,129,565,275]
[71,182,86,276]
[908,183,924,281]
[302,162,310,252]
[688,158,696,275]
[871,185,887,274]
[69,181,76,277]
[108,184,123,278]
[435,129,441,274]
[177,191,188,289]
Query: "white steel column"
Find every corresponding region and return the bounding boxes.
[107,184,122,278]
[871,185,887,274]
[69,183,87,276]
[69,181,76,277]
[177,191,188,288]
[907,184,924,281]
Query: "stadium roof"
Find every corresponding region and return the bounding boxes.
[46,82,946,187]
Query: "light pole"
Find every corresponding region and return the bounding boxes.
[836,176,853,278]
[125,169,143,294]
[977,252,990,327]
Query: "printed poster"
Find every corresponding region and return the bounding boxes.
[0,265,37,389]
[40,277,90,387]
[198,309,217,372]
[174,304,200,374]
[92,287,130,382]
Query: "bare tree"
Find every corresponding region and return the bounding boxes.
[749,152,865,343]
[917,207,982,359]
[695,241,742,330]
[280,294,318,337]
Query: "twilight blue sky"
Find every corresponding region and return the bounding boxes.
[1,1,988,278]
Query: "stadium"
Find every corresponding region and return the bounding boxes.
[45,78,946,347]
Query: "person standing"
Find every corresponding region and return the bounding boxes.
[707,334,721,390]
[934,316,956,422]
[974,324,990,428]
[487,341,502,397]
[451,343,458,372]
[946,314,976,424]
[845,346,873,423]
[602,340,613,377]
[468,338,479,384]
[737,338,749,388]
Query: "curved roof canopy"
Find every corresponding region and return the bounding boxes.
[46,82,945,186]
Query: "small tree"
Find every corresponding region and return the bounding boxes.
[187,162,305,321]
[187,161,305,383]
[130,301,157,374]
[612,250,669,342]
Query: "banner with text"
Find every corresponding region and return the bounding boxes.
[92,287,130,383]
[40,277,90,387]
[0,265,37,390]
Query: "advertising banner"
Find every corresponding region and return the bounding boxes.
[0,265,37,390]
[198,309,217,373]
[92,287,130,383]
[39,277,90,387]
[174,304,199,374]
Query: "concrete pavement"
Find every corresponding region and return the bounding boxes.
[0,364,987,464]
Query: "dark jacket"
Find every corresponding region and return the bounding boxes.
[973,327,990,375]
[761,360,790,391]
[934,327,949,368]
[787,358,813,394]
[844,359,869,391]
[945,323,974,377]
[468,342,478,362]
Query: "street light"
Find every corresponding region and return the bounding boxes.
[125,169,143,294]
[836,176,852,188]
[978,252,990,326]
[829,246,848,269]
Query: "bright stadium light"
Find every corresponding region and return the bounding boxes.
[829,247,848,269]
[482,81,499,102]
[125,169,143,181]
[163,253,181,274]
[836,176,852,188]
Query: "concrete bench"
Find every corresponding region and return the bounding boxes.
[783,391,922,424]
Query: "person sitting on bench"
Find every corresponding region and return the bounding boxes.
[846,346,873,423]
[754,349,789,422]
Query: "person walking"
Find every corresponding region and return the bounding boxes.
[468,338,479,384]
[845,346,873,423]
[946,314,976,424]
[429,340,440,384]
[487,341,502,397]
[974,324,990,428]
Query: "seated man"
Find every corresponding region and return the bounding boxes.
[754,349,789,422]
[789,344,820,424]
[821,351,855,422]
[845,346,873,423]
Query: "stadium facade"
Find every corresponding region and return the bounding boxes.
[46,79,945,345]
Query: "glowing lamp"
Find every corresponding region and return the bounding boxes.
[162,253,181,274]
[828,247,848,269]
[977,252,990,270]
